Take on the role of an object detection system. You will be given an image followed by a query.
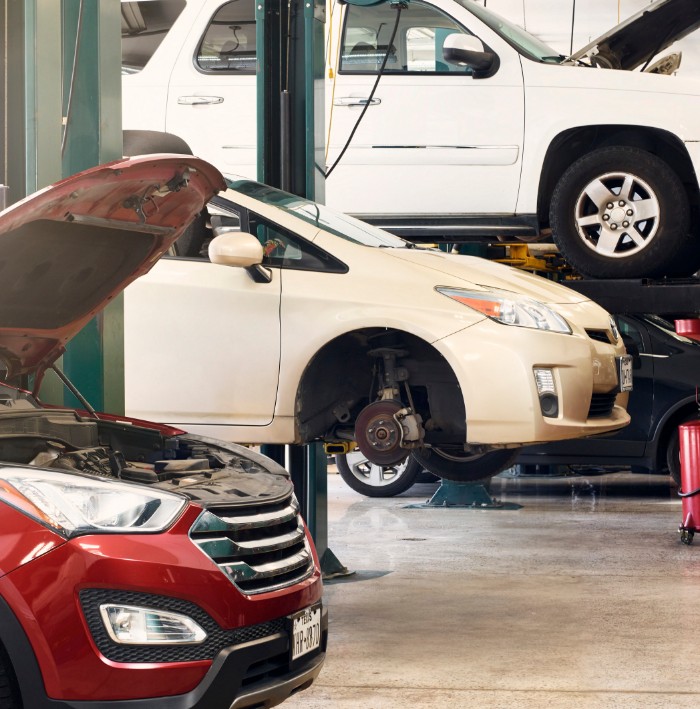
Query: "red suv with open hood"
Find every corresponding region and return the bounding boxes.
[0,155,326,708]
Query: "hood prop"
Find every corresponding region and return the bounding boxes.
[49,364,98,418]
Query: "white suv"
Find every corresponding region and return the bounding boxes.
[122,0,700,279]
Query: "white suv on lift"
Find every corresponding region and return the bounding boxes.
[122,0,700,279]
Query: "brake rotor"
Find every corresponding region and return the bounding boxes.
[354,400,406,466]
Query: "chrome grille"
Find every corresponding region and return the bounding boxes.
[588,390,617,418]
[190,494,315,595]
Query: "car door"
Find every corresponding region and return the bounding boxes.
[165,0,258,178]
[325,0,525,217]
[123,201,282,429]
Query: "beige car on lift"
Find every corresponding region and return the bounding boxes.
[122,174,632,482]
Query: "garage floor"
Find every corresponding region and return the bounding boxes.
[284,469,698,709]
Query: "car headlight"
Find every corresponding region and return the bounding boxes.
[0,467,186,538]
[436,287,572,334]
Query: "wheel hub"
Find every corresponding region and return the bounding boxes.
[355,400,405,465]
[575,171,660,258]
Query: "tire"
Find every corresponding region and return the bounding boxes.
[0,647,21,709]
[411,447,519,482]
[336,451,423,497]
[122,130,194,157]
[122,131,208,258]
[665,414,700,486]
[549,146,692,278]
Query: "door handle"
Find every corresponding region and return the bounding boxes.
[333,97,381,106]
[177,96,224,105]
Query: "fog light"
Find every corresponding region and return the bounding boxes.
[99,604,207,645]
[534,368,558,418]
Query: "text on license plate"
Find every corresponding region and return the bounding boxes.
[618,355,633,392]
[291,604,321,661]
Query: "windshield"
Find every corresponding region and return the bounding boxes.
[225,178,411,248]
[456,0,563,63]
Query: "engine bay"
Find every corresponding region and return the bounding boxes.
[0,397,291,505]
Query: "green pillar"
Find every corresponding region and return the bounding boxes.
[257,0,346,575]
[60,0,123,414]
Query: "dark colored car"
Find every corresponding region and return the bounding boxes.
[517,313,700,483]
[0,156,326,708]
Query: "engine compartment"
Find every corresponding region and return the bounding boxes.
[0,400,291,506]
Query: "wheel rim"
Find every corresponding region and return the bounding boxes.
[344,450,412,489]
[574,171,660,258]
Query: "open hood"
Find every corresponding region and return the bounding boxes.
[569,0,700,71]
[0,155,224,380]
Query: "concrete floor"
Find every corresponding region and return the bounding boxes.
[284,469,700,709]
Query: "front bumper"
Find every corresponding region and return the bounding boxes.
[54,610,328,709]
[434,315,630,445]
[0,503,325,707]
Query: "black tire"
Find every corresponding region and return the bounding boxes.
[123,131,208,258]
[549,146,692,278]
[123,130,194,157]
[411,447,519,482]
[0,646,21,709]
[336,451,423,497]
[665,414,700,486]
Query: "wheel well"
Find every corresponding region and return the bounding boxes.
[0,636,21,707]
[537,125,700,230]
[295,328,465,443]
[654,403,700,473]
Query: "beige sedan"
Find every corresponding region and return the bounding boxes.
[124,176,631,481]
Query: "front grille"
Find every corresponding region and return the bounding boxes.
[190,494,315,594]
[588,390,617,418]
[79,588,286,663]
[586,329,612,344]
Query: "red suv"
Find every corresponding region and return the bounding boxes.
[0,155,326,708]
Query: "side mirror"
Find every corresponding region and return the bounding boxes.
[208,231,263,268]
[442,34,496,75]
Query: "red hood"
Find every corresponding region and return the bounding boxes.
[0,154,225,378]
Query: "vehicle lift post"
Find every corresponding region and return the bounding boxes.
[257,0,353,577]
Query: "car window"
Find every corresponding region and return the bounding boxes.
[224,179,410,248]
[196,0,256,73]
[617,317,647,353]
[246,213,347,273]
[340,1,474,75]
[121,0,186,74]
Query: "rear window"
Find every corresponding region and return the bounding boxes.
[196,0,256,73]
[121,0,186,74]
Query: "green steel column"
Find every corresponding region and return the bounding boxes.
[60,0,123,414]
[2,1,122,410]
[257,0,343,574]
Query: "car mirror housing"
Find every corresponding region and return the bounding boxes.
[442,34,496,75]
[208,231,264,268]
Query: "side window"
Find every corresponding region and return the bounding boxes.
[340,1,474,75]
[247,214,347,273]
[196,0,256,73]
[121,0,186,74]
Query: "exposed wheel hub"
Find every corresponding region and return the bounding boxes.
[355,400,405,465]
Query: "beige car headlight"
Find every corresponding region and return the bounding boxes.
[436,287,572,334]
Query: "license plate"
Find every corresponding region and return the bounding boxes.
[618,355,633,392]
[290,604,321,661]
